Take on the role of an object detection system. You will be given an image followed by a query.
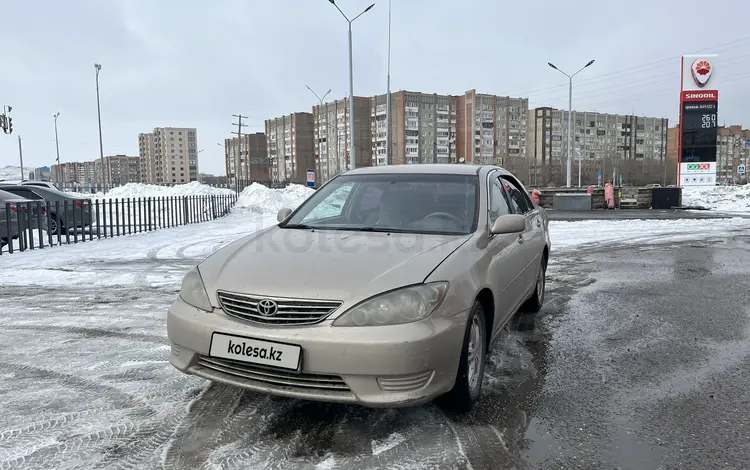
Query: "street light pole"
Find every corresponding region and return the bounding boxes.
[328,0,375,171]
[385,0,392,166]
[548,59,595,187]
[54,112,61,185]
[94,63,105,190]
[306,85,331,184]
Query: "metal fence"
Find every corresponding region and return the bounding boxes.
[1,194,237,255]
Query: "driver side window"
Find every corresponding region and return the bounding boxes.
[488,177,512,226]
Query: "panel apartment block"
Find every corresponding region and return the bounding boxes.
[455,90,528,167]
[312,97,372,183]
[527,107,668,186]
[371,91,457,167]
[224,132,269,184]
[99,155,140,187]
[138,127,199,184]
[265,113,315,184]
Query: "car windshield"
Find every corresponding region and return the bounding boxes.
[282,173,479,235]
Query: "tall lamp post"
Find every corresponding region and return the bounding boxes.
[547,59,595,187]
[385,0,392,166]
[306,85,331,183]
[327,0,375,171]
[94,63,105,190]
[53,112,61,185]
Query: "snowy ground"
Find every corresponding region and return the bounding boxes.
[682,184,750,213]
[1,184,749,469]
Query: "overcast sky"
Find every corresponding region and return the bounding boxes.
[1,0,748,175]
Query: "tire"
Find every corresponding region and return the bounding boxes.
[48,214,61,236]
[439,301,487,412]
[521,255,546,314]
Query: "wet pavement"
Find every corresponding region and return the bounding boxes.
[1,231,749,469]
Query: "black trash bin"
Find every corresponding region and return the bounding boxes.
[651,187,682,209]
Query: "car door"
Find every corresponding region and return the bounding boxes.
[486,173,529,338]
[499,175,545,293]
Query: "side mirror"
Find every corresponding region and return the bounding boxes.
[276,207,292,222]
[490,214,526,235]
[277,207,293,223]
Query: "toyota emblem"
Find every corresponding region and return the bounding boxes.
[257,299,278,316]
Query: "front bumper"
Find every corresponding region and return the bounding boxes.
[167,296,469,408]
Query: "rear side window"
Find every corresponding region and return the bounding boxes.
[2,188,42,200]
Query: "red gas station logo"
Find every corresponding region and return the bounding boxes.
[691,59,713,87]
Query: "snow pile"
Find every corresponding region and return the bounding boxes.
[0,165,30,181]
[681,185,750,213]
[105,182,234,198]
[63,182,235,199]
[235,183,314,214]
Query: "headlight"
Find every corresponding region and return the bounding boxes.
[179,267,213,312]
[332,282,449,327]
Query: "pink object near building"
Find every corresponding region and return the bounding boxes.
[531,189,541,206]
[604,183,615,209]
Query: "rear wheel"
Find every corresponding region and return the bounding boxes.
[522,256,546,313]
[48,214,61,236]
[516,256,547,331]
[439,301,486,412]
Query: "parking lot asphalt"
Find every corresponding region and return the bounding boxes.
[547,208,750,221]
[1,232,749,469]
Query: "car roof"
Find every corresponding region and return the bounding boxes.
[342,163,510,177]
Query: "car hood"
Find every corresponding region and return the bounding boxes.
[199,226,471,306]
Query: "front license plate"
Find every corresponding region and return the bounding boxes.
[209,332,301,371]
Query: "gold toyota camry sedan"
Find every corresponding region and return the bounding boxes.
[167,164,551,411]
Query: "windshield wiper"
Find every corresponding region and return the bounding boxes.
[345,226,413,233]
[280,223,316,230]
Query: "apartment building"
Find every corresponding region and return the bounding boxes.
[312,97,372,183]
[667,124,750,184]
[265,113,315,184]
[455,90,528,169]
[371,92,456,167]
[138,127,199,184]
[96,155,141,187]
[50,161,95,185]
[224,133,270,184]
[527,108,669,186]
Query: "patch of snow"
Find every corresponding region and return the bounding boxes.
[235,183,315,214]
[549,217,748,251]
[371,432,406,456]
[66,182,235,199]
[0,165,31,181]
[681,185,750,213]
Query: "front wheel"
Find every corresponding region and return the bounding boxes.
[439,301,487,412]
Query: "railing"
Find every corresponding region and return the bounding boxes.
[0,194,237,255]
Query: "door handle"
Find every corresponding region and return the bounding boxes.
[518,234,525,244]
[535,219,541,228]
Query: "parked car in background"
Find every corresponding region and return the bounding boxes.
[0,185,91,236]
[18,180,63,191]
[168,164,550,412]
[0,189,45,249]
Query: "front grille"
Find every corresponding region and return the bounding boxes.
[216,291,342,326]
[196,356,351,392]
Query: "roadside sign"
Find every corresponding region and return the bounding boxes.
[739,164,746,175]
[306,169,315,188]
